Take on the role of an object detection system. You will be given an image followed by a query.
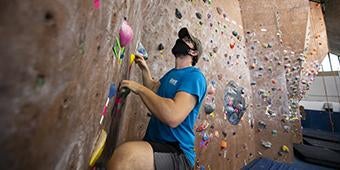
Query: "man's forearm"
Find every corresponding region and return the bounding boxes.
[142,68,158,91]
[137,85,178,127]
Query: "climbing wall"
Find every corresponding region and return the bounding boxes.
[0,0,328,170]
[0,0,143,169]
[239,0,310,162]
[120,1,256,169]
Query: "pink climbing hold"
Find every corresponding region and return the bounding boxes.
[119,21,134,47]
[93,0,100,9]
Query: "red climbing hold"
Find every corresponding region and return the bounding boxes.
[230,42,235,49]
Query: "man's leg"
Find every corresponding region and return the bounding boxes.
[107,141,154,170]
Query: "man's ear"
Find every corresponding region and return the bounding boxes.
[189,50,198,57]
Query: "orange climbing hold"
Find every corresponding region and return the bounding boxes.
[250,63,256,69]
[220,140,227,149]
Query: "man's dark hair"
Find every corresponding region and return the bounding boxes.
[192,56,198,66]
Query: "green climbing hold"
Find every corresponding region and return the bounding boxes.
[232,31,238,37]
[35,74,45,88]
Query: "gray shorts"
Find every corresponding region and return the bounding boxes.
[145,141,193,170]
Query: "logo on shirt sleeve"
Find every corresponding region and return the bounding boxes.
[169,78,178,86]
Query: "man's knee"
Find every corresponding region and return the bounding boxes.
[111,142,136,162]
[107,141,154,170]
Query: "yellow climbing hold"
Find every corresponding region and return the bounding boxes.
[89,129,107,167]
[129,54,135,65]
[210,112,215,118]
[281,145,289,153]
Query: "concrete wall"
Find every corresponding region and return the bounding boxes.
[0,0,328,169]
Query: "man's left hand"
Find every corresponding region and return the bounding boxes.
[120,80,143,94]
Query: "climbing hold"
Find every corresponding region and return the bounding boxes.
[212,47,218,53]
[249,63,256,69]
[281,145,289,153]
[202,132,209,141]
[89,129,107,167]
[207,13,211,19]
[35,74,45,88]
[158,43,164,51]
[272,130,277,136]
[224,81,246,125]
[261,140,272,149]
[225,106,235,114]
[229,42,235,49]
[232,31,238,37]
[214,130,219,137]
[196,12,202,19]
[129,54,135,65]
[260,28,267,32]
[204,102,216,115]
[258,121,266,129]
[250,81,256,86]
[136,42,148,60]
[93,0,100,9]
[271,79,276,84]
[262,43,269,48]
[108,84,117,98]
[200,165,205,170]
[237,35,242,41]
[222,131,227,137]
[216,7,222,15]
[218,74,223,80]
[119,21,133,47]
[268,67,272,72]
[220,140,228,149]
[283,125,290,132]
[199,21,203,25]
[175,8,182,19]
[196,120,209,132]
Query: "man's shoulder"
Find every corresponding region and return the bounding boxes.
[187,67,205,79]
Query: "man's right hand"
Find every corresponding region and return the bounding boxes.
[135,54,148,71]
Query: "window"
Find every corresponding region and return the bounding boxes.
[319,53,340,72]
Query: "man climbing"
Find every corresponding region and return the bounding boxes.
[108,27,207,170]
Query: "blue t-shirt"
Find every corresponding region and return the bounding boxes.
[144,66,207,167]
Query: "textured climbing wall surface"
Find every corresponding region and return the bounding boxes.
[0,0,328,170]
[240,0,310,162]
[0,0,141,169]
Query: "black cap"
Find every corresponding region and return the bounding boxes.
[178,27,203,59]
